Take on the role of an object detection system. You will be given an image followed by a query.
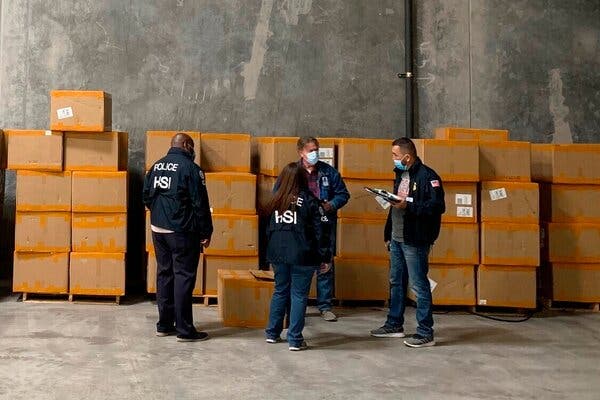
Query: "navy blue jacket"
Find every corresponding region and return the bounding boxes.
[384,158,445,246]
[143,148,213,239]
[266,190,331,266]
[274,160,350,220]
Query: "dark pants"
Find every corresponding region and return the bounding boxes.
[152,231,201,337]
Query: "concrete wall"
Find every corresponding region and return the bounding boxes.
[1,0,599,282]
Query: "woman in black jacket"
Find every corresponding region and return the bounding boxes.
[263,162,331,351]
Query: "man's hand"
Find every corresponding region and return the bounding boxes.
[322,201,333,212]
[201,238,211,248]
[392,200,407,209]
[319,262,331,275]
[385,241,391,251]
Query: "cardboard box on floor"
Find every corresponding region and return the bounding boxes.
[480,181,539,223]
[338,138,394,180]
[15,212,71,252]
[204,214,259,257]
[201,133,251,173]
[547,223,600,263]
[72,171,127,213]
[203,255,260,295]
[6,130,63,171]
[50,90,112,132]
[550,263,600,302]
[480,223,540,266]
[429,223,479,264]
[477,265,537,308]
[408,264,476,306]
[540,184,600,223]
[12,252,69,294]
[479,141,531,182]
[16,171,72,211]
[254,137,299,176]
[434,127,509,141]
[217,269,274,328]
[206,172,256,215]
[338,179,391,220]
[531,144,600,184]
[413,139,479,182]
[147,251,203,296]
[336,218,387,259]
[69,252,125,296]
[72,213,127,252]
[64,131,128,171]
[442,182,478,224]
[145,131,201,171]
[334,257,389,301]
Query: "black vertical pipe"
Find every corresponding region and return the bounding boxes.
[405,0,414,138]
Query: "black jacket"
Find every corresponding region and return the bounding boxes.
[266,190,331,266]
[143,147,213,238]
[384,158,445,246]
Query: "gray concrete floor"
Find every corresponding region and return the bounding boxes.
[0,295,599,400]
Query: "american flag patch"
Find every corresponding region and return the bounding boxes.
[430,180,440,187]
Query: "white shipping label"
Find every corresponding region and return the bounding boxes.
[375,196,391,210]
[489,188,508,201]
[479,299,487,305]
[44,130,52,136]
[56,106,73,119]
[319,147,335,158]
[455,193,472,205]
[456,206,474,218]
[429,278,438,293]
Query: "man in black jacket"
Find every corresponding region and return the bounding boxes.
[143,133,213,342]
[370,137,445,347]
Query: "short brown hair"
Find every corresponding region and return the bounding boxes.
[392,137,417,156]
[297,136,319,151]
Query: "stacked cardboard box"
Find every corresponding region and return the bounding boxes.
[53,90,127,299]
[533,144,600,305]
[412,138,481,306]
[8,130,70,295]
[334,138,393,301]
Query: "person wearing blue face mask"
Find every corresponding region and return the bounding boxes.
[273,136,350,322]
[370,137,445,348]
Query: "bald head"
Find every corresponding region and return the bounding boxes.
[171,133,195,159]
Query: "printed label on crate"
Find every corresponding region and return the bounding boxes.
[455,194,472,205]
[320,158,334,167]
[456,206,474,218]
[319,148,334,158]
[479,299,487,305]
[56,106,74,119]
[489,188,508,201]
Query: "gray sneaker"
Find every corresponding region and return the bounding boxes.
[320,310,337,322]
[370,325,405,338]
[289,341,308,351]
[403,334,435,348]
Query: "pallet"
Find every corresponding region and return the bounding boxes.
[67,294,122,305]
[201,295,218,307]
[543,299,599,313]
[20,292,70,303]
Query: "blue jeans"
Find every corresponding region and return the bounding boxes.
[266,263,316,346]
[386,240,434,338]
[316,262,334,312]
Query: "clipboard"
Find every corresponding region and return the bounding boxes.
[364,187,401,203]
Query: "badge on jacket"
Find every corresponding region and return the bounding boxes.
[430,180,440,187]
[199,170,206,186]
[322,176,329,187]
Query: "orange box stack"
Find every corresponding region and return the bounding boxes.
[533,144,600,306]
[7,128,70,296]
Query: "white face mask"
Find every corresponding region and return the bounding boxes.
[306,150,319,165]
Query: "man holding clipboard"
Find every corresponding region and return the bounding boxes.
[368,137,445,348]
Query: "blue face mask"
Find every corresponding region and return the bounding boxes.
[306,150,319,165]
[394,155,409,170]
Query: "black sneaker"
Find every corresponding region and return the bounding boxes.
[265,337,283,344]
[177,331,209,342]
[370,325,405,338]
[403,334,435,348]
[289,341,308,351]
[156,329,177,337]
